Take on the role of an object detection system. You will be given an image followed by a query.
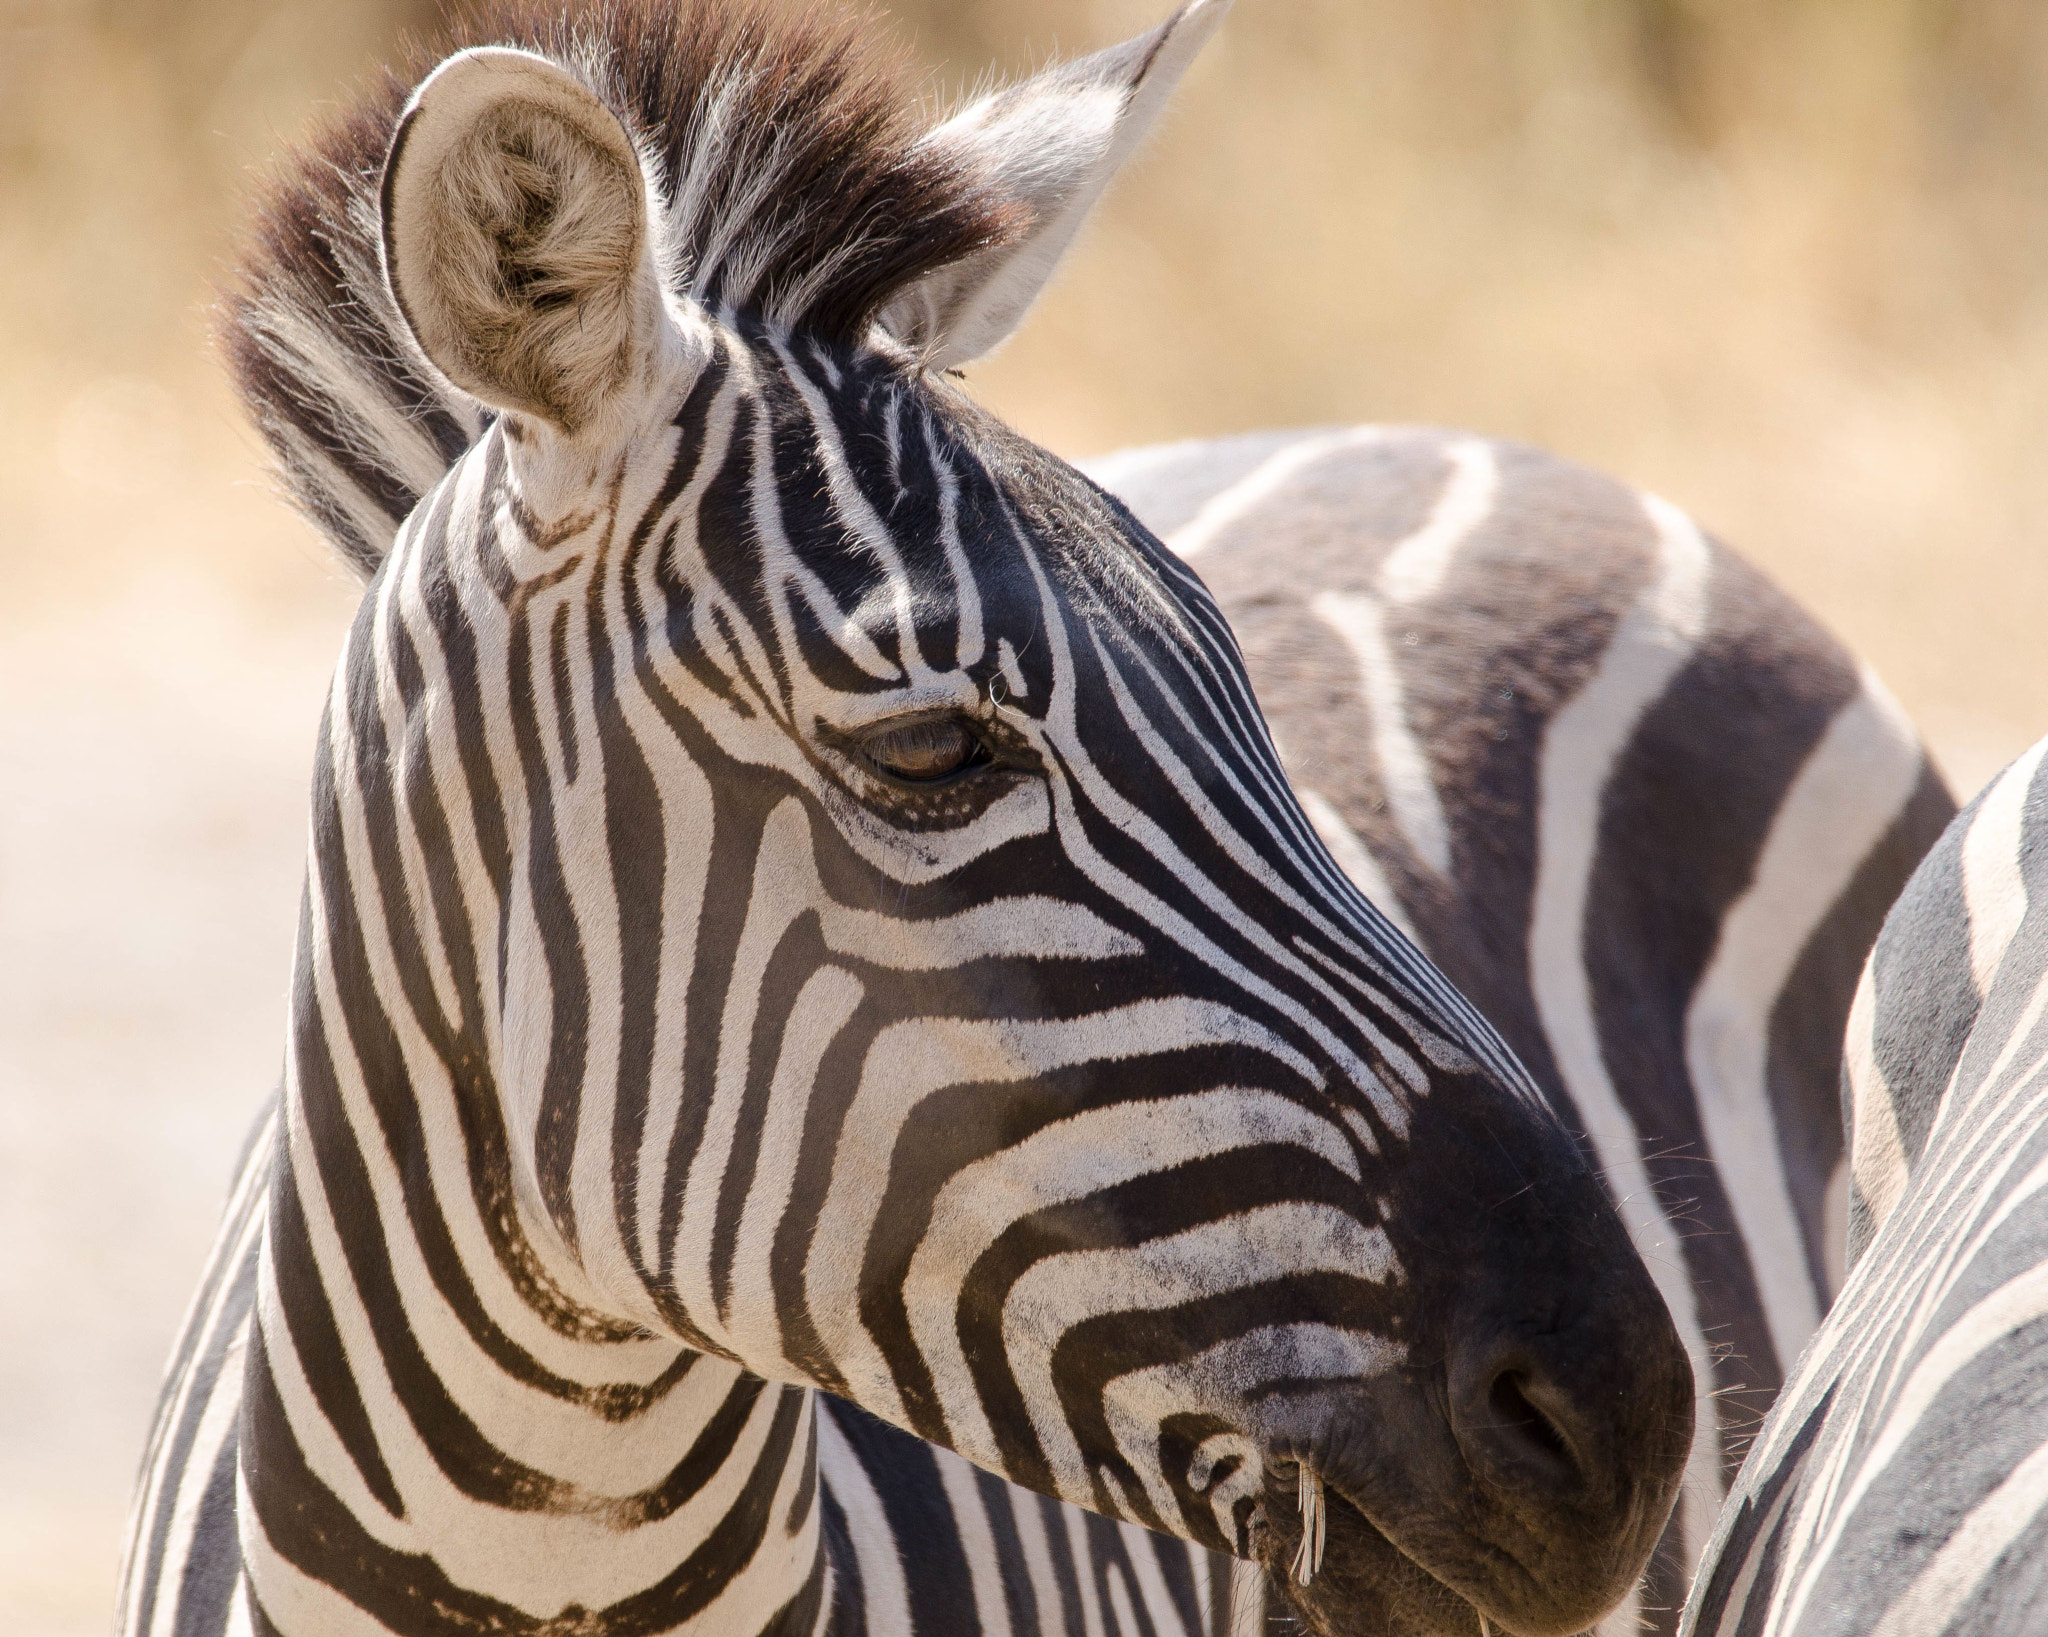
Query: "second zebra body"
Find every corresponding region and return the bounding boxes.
[1684,737,2048,1637]
[1095,426,1952,1630]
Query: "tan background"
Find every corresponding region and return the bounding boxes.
[7,0,2048,1628]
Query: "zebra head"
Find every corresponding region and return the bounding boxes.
[242,4,1691,1633]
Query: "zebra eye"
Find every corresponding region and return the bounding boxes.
[859,717,986,783]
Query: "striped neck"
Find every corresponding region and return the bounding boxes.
[248,971,830,1631]
[240,607,833,1632]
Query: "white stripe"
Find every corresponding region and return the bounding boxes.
[145,1315,255,1637]
[1063,1504,1111,1637]
[818,1409,915,1637]
[1106,1560,1145,1637]
[1857,1252,2048,1534]
[1118,1533,1195,1637]
[936,1453,1016,1637]
[1823,1154,1850,1295]
[1935,931,2048,1159]
[723,965,865,1360]
[239,1470,390,1637]
[1963,738,2047,997]
[119,1118,274,1636]
[773,336,931,680]
[1685,673,1925,1371]
[1845,958,1911,1233]
[1868,1431,2048,1637]
[1229,1558,1265,1637]
[1767,1138,2048,1636]
[1376,438,1498,605]
[930,436,987,669]
[1702,1471,1800,1637]
[1164,428,1386,560]
[1311,591,1454,876]
[222,1568,253,1637]
[1008,1488,1073,1637]
[1528,490,1723,1562]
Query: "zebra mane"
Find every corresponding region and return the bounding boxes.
[223,0,1024,578]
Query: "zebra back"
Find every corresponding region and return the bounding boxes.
[1093,426,1956,1634]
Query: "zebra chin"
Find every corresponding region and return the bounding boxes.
[1249,1435,1682,1637]
[1242,1237,1695,1637]
[1246,1392,1690,1637]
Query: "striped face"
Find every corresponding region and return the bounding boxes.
[345,295,1691,1627]
[313,34,1694,1637]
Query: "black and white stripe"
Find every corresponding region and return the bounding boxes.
[114,5,1934,1637]
[124,1088,1248,1637]
[1091,427,1955,1633]
[1682,740,2048,1636]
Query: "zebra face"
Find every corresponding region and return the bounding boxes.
[358,32,1693,1637]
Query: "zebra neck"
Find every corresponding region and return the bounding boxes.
[243,964,832,1632]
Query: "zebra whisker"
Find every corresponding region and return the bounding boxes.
[1293,1465,1326,1585]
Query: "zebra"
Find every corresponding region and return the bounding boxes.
[108,3,1933,1637]
[116,5,1696,1637]
[1086,429,1955,1632]
[1680,739,2048,1636]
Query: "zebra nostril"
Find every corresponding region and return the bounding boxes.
[1484,1369,1577,1482]
[1452,1352,1593,1498]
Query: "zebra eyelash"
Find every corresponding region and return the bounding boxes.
[857,716,991,783]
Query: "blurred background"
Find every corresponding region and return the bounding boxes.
[7,0,2048,1627]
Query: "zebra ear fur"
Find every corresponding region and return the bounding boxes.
[880,0,1228,372]
[380,47,669,437]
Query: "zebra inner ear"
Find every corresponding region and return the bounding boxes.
[380,47,665,436]
[879,0,1228,372]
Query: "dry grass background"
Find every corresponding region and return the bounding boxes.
[6,0,2048,1629]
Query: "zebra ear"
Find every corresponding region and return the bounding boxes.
[380,47,671,437]
[880,0,1228,372]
